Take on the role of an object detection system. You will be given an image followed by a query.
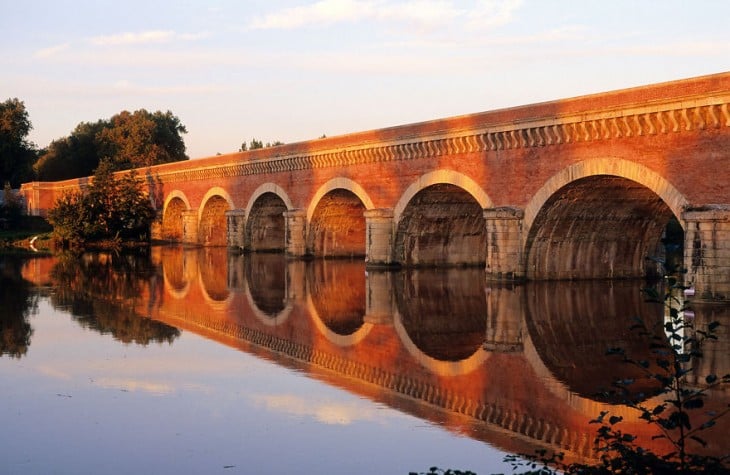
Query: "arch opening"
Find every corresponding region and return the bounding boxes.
[395,184,487,267]
[308,189,366,258]
[525,175,681,280]
[162,197,187,242]
[198,195,230,246]
[246,192,287,252]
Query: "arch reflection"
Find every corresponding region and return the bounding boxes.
[306,260,367,341]
[395,268,487,361]
[524,280,666,401]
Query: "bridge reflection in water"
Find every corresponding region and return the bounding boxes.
[149,246,729,465]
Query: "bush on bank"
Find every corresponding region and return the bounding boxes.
[47,159,155,248]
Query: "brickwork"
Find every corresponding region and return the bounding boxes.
[20,73,730,300]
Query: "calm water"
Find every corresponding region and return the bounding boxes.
[1,247,728,475]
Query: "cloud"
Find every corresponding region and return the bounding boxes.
[33,43,70,59]
[89,30,209,46]
[249,0,522,31]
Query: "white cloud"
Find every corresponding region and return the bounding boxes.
[90,30,176,46]
[249,0,522,31]
[33,43,70,59]
[250,0,375,29]
[89,30,209,46]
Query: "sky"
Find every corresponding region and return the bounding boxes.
[3,0,730,159]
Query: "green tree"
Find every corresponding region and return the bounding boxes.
[35,120,106,181]
[47,159,156,246]
[97,109,188,169]
[35,109,188,181]
[0,98,37,187]
[239,138,283,152]
[0,181,23,227]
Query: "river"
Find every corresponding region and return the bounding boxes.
[1,247,728,474]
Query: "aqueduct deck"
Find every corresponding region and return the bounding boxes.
[21,73,730,302]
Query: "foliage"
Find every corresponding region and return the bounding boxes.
[0,181,23,228]
[239,138,284,152]
[506,266,730,474]
[47,159,156,247]
[0,98,37,187]
[35,109,187,181]
[410,467,477,475]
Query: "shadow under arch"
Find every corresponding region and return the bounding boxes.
[245,183,292,252]
[198,187,235,246]
[524,158,689,232]
[306,178,374,258]
[393,170,493,266]
[523,158,689,280]
[161,190,191,242]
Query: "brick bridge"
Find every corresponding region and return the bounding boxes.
[22,73,730,302]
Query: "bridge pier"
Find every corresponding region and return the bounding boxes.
[683,205,730,303]
[364,208,395,267]
[182,209,198,244]
[226,209,246,250]
[484,207,525,281]
[284,209,307,257]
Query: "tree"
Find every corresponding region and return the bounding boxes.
[97,109,188,169]
[239,138,283,152]
[47,159,156,246]
[35,109,188,181]
[35,120,106,181]
[0,98,37,187]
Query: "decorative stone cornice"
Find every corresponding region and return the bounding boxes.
[151,94,730,184]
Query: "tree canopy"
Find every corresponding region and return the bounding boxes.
[47,159,156,246]
[35,109,188,181]
[0,98,37,188]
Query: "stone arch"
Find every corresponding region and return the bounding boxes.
[161,190,191,242]
[245,183,292,252]
[524,158,690,280]
[306,178,374,257]
[393,169,492,224]
[393,170,493,266]
[524,158,689,233]
[198,187,235,246]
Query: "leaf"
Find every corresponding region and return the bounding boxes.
[609,416,623,425]
[683,398,704,409]
[708,321,721,332]
[706,374,718,384]
[700,420,716,429]
[690,435,708,447]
